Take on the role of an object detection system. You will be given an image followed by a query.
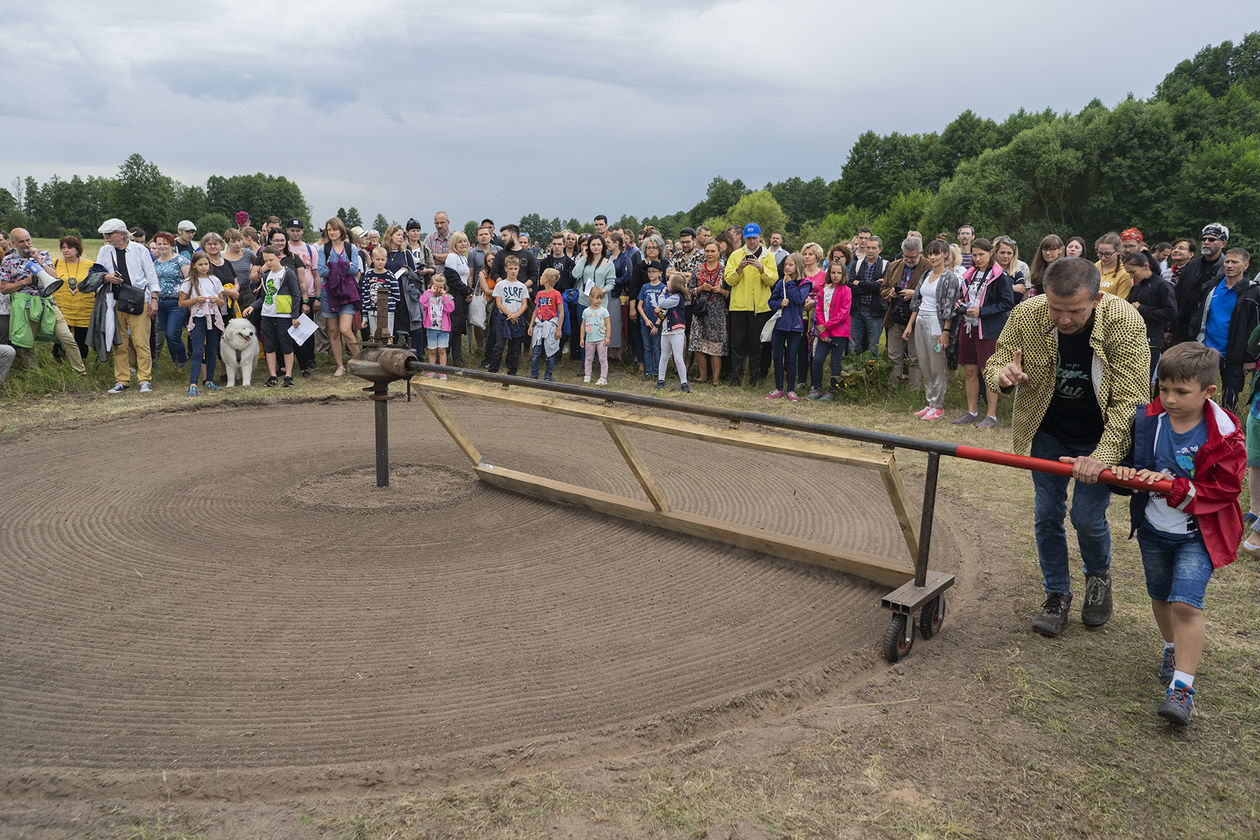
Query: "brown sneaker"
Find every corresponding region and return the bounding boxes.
[952,411,979,425]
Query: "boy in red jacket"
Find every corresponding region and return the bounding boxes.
[1114,342,1245,726]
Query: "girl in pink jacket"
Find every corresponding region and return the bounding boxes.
[806,260,852,401]
[418,277,456,377]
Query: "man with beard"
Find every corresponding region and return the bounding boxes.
[1169,223,1229,346]
[670,227,704,275]
[486,224,538,368]
[425,211,452,266]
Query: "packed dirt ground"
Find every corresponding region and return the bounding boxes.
[0,382,1256,839]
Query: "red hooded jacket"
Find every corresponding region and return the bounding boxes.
[1127,398,1245,569]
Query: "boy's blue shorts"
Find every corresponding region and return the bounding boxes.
[1136,524,1213,609]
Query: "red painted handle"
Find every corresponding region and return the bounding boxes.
[955,445,1175,494]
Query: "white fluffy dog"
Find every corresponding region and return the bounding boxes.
[221,318,260,387]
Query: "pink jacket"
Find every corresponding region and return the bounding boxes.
[417,290,455,331]
[816,282,852,340]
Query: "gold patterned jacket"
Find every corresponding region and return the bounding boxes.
[983,293,1150,464]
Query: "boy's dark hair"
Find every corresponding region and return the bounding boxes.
[262,245,285,258]
[1122,252,1149,268]
[504,254,520,266]
[1157,341,1220,389]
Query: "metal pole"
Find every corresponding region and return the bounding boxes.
[374,383,389,488]
[914,452,940,588]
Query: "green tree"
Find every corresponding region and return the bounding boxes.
[463,219,479,240]
[174,183,208,224]
[344,207,363,227]
[688,177,748,226]
[705,190,788,241]
[371,213,389,233]
[873,190,932,247]
[111,153,174,235]
[1165,136,1260,252]
[195,212,234,238]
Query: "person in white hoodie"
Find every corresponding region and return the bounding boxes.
[96,218,160,394]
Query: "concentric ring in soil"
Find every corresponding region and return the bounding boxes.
[0,398,968,793]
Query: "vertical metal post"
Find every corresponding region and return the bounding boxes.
[374,383,389,488]
[914,452,940,588]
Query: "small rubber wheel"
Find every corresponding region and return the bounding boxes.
[882,613,915,663]
[919,594,945,640]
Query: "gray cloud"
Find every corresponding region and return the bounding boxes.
[3,0,1256,231]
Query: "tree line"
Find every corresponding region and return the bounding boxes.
[1,154,311,242]
[5,34,1257,253]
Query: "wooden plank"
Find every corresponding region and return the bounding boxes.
[603,421,671,512]
[474,464,914,588]
[415,377,889,469]
[880,452,920,561]
[419,389,483,466]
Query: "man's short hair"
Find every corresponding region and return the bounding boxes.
[500,223,520,235]
[128,226,146,239]
[697,225,711,234]
[902,236,922,253]
[1157,341,1220,389]
[868,235,882,247]
[594,214,608,223]
[1043,256,1101,298]
[958,224,974,235]
[856,226,873,236]
[1152,241,1172,253]
[1226,247,1251,263]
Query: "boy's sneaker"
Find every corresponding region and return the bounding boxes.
[786,391,799,402]
[819,393,835,402]
[202,380,221,391]
[680,383,690,394]
[139,382,152,394]
[655,380,665,390]
[186,384,198,397]
[1159,647,1176,686]
[106,383,129,394]
[583,375,591,383]
[438,373,448,380]
[765,390,785,400]
[1158,680,1195,726]
[976,415,999,429]
[282,376,294,387]
[952,411,979,425]
[914,405,933,418]
[596,377,607,386]
[1031,591,1072,637]
[1081,573,1113,627]
[922,408,945,421]
[264,376,278,388]
[806,388,822,400]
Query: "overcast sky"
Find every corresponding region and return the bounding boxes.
[3,0,1257,232]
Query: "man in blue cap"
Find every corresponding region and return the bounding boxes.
[723,222,779,387]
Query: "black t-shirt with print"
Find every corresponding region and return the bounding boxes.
[1039,323,1105,448]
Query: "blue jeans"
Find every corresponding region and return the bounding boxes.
[530,343,557,379]
[1030,430,1112,595]
[156,297,188,364]
[771,331,803,392]
[187,320,220,385]
[811,337,848,391]
[1136,525,1212,609]
[640,320,660,377]
[849,310,883,355]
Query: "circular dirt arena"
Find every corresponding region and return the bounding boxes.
[0,397,972,799]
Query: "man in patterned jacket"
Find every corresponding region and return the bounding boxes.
[985,257,1150,638]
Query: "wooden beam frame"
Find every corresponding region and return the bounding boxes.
[416,378,924,587]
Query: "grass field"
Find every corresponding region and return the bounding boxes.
[2,300,1258,839]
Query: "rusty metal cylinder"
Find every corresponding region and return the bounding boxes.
[346,346,423,383]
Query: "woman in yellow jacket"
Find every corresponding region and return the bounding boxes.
[723,223,779,387]
[52,234,96,366]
